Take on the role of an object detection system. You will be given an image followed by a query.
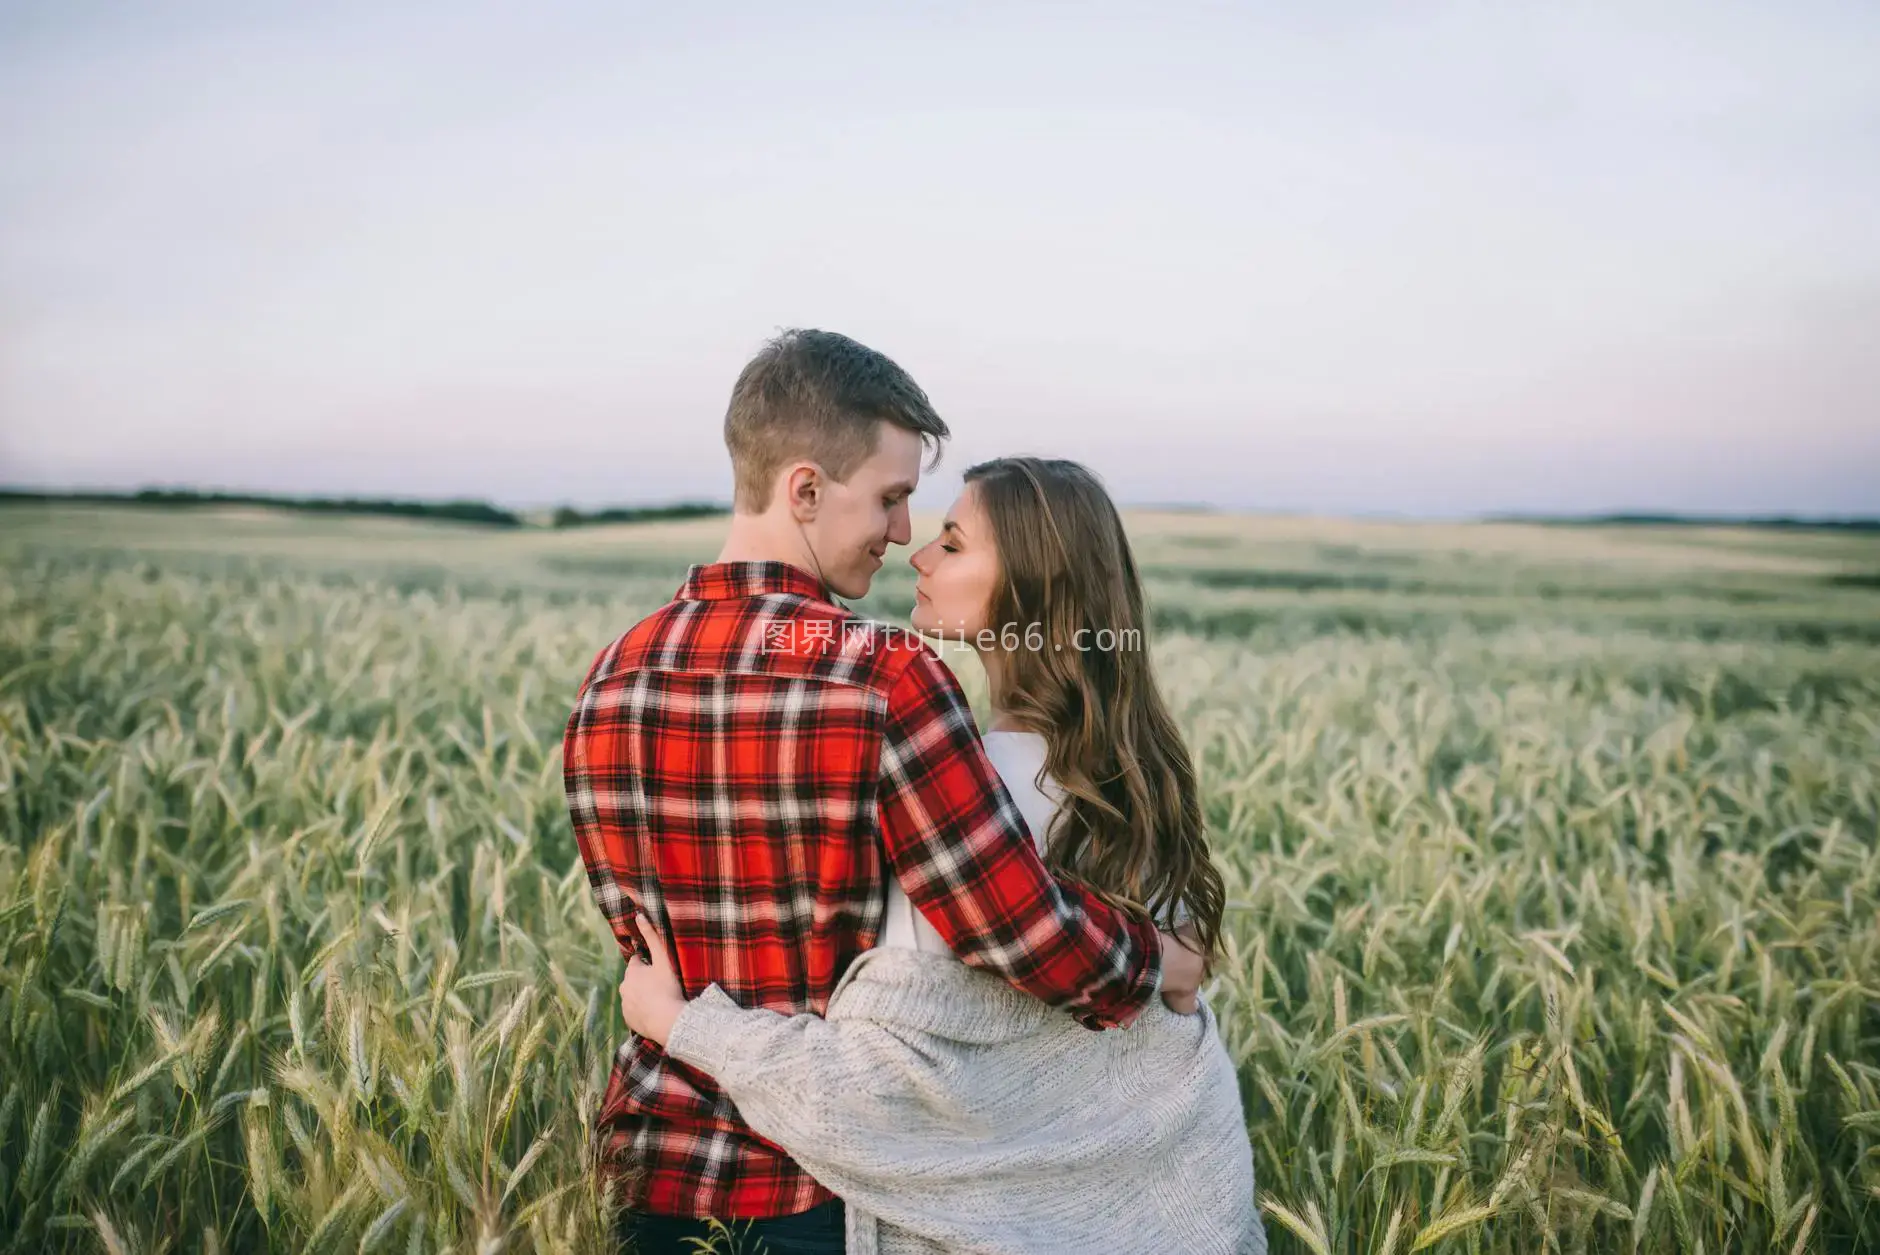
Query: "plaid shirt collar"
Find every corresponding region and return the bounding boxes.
[677,560,832,604]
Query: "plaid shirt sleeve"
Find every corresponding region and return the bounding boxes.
[563,637,642,963]
[875,648,1163,1029]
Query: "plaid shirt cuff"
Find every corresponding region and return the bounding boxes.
[664,983,746,1080]
[1096,913,1164,1029]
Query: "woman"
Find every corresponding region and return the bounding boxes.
[619,458,1265,1255]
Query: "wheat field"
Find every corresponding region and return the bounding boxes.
[2,504,1877,1253]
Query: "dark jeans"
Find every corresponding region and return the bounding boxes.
[617,1199,846,1255]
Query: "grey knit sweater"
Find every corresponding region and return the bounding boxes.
[665,945,1267,1255]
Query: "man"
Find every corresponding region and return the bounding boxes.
[563,329,1206,1254]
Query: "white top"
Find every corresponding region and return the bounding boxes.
[880,730,1059,954]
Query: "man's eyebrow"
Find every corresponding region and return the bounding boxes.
[883,480,917,498]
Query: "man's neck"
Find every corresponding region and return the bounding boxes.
[716,513,819,579]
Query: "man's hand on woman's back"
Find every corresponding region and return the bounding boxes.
[1156,925,1208,1014]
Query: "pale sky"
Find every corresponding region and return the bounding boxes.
[3,2,1877,516]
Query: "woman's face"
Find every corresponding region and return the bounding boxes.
[908,484,1002,643]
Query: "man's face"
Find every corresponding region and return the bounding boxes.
[807,423,921,599]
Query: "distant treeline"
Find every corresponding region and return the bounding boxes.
[0,488,730,529]
[1493,512,1880,533]
[550,502,727,528]
[0,488,524,526]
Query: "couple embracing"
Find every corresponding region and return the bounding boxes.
[563,329,1267,1255]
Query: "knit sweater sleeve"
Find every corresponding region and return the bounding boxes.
[662,959,1268,1255]
[663,981,969,1254]
[662,984,874,1152]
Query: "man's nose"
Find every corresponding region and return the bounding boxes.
[887,503,912,547]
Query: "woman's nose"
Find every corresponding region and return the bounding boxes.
[909,542,934,575]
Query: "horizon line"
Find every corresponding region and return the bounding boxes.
[4,483,1879,530]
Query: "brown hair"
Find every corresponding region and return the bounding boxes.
[963,457,1225,958]
[724,329,950,511]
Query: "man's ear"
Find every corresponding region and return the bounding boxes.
[785,464,821,522]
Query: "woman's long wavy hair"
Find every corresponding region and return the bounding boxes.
[963,457,1224,959]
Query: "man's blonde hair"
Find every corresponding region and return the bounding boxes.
[724,329,949,512]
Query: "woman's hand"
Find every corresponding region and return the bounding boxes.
[618,913,687,1047]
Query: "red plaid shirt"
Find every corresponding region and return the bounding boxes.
[563,560,1162,1219]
